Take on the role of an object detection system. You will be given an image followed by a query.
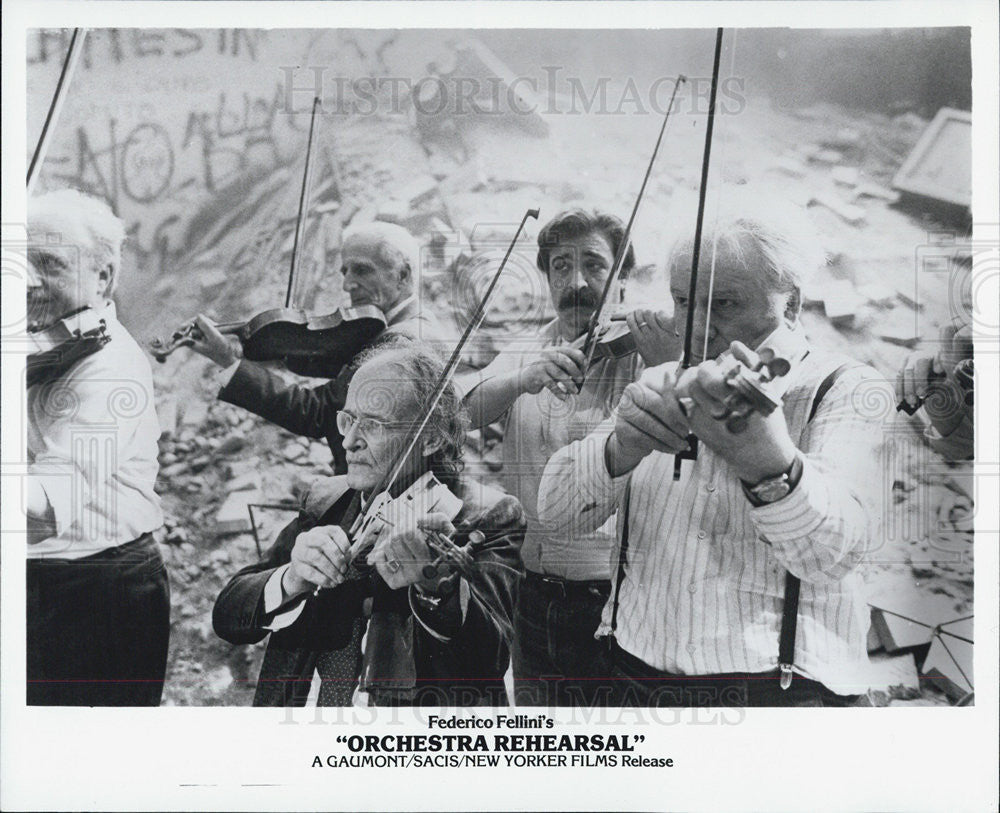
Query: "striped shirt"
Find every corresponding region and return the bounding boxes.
[536,336,887,694]
[463,320,642,580]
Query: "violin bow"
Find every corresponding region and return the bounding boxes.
[673,27,726,481]
[284,96,322,308]
[579,75,687,380]
[350,207,540,538]
[27,28,88,196]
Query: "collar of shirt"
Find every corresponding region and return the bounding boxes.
[385,295,415,324]
[87,299,119,324]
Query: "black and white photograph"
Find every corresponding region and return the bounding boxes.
[2,1,998,810]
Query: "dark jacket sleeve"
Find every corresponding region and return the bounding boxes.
[411,493,525,649]
[212,513,302,645]
[218,360,346,440]
[213,506,370,651]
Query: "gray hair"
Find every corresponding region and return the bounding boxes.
[664,190,826,295]
[352,338,466,489]
[28,188,127,296]
[343,221,421,285]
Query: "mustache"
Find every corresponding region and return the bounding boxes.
[557,286,599,312]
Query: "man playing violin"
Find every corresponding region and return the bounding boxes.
[190,221,446,473]
[461,209,678,706]
[537,196,886,706]
[213,341,525,706]
[25,188,169,706]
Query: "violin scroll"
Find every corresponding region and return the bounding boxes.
[149,305,387,377]
[149,320,215,362]
[715,347,796,434]
[27,308,112,389]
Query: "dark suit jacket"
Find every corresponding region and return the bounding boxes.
[218,300,447,472]
[213,475,525,707]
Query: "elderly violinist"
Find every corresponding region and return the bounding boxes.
[25,188,169,706]
[213,341,525,706]
[537,195,886,707]
[189,221,447,472]
[461,209,678,706]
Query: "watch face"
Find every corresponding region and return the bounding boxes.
[754,479,791,503]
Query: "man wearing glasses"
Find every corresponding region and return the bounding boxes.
[213,341,525,706]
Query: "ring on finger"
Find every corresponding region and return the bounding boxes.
[386,559,401,574]
[677,396,696,417]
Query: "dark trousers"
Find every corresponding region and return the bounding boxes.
[27,534,170,706]
[607,640,858,708]
[512,571,613,706]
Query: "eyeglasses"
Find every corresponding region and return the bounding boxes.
[336,410,402,440]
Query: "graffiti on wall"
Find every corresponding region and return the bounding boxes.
[28,28,265,67]
[28,29,315,279]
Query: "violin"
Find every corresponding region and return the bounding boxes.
[695,326,807,434]
[896,357,974,415]
[26,30,103,390]
[568,311,636,361]
[149,97,381,379]
[314,208,541,640]
[27,308,111,389]
[149,304,387,379]
[347,470,481,592]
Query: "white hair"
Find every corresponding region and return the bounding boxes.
[343,221,421,285]
[28,188,127,295]
[663,188,827,295]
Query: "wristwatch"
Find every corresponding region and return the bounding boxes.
[743,456,803,505]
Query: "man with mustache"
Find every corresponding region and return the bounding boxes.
[213,341,525,706]
[25,189,168,705]
[461,209,677,706]
[188,222,446,473]
[537,195,886,706]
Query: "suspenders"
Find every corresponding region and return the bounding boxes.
[608,479,633,638]
[607,361,857,688]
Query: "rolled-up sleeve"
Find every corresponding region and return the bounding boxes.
[536,417,630,537]
[751,368,885,584]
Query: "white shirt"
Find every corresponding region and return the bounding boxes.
[28,301,164,558]
[536,339,886,694]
